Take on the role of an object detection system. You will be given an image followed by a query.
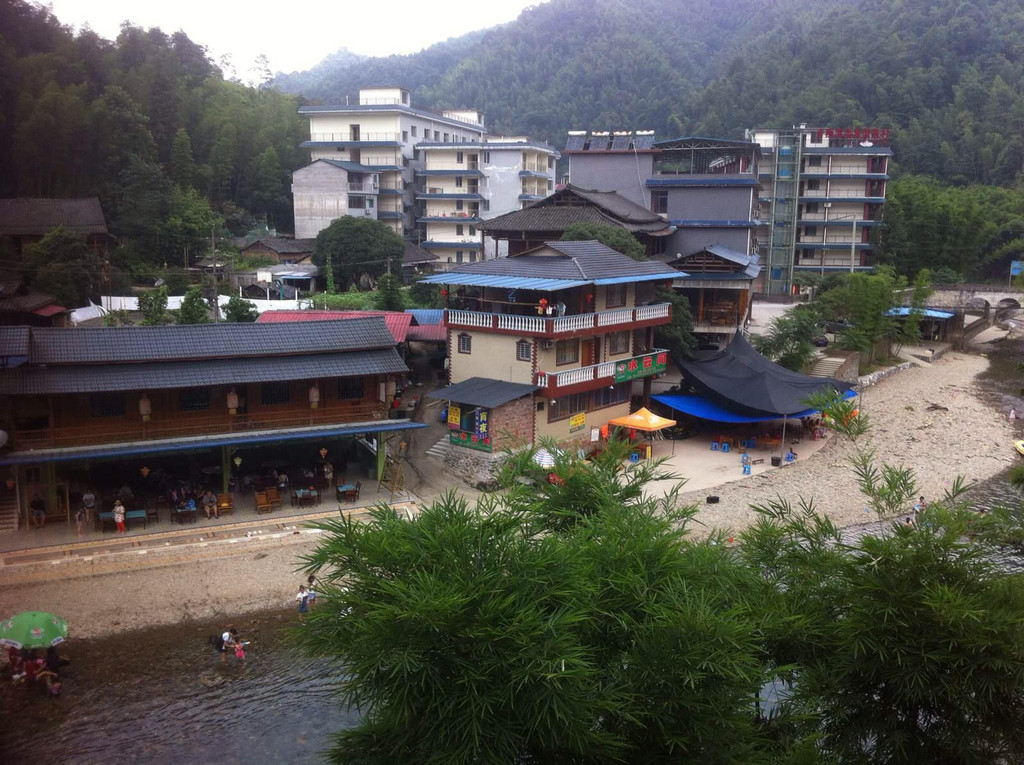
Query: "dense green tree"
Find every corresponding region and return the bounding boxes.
[654,288,696,361]
[751,305,820,372]
[741,500,1024,763]
[170,128,197,189]
[176,285,210,324]
[223,294,259,322]
[312,217,405,291]
[372,273,404,311]
[300,444,771,764]
[165,185,223,267]
[559,222,645,261]
[22,226,102,308]
[137,285,170,325]
[408,279,443,308]
[818,267,908,365]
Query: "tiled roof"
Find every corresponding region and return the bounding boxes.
[404,240,438,264]
[478,185,672,235]
[429,376,538,408]
[256,310,413,343]
[241,238,317,254]
[0,327,30,356]
[27,318,396,365]
[0,198,107,236]
[427,241,679,284]
[0,349,408,395]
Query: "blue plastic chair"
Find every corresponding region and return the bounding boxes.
[710,441,720,452]
[742,463,752,475]
[721,442,731,453]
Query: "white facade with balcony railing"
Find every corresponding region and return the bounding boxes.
[446,303,670,337]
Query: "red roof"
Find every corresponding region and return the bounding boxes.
[257,310,413,343]
[33,304,67,317]
[407,324,447,342]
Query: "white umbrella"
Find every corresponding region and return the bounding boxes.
[533,448,556,468]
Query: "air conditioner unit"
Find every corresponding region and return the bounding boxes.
[542,339,555,349]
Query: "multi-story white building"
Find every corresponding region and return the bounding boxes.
[416,137,558,267]
[294,87,487,239]
[746,126,891,295]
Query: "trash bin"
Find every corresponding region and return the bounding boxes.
[771,456,782,467]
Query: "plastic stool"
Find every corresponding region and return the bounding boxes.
[742,463,752,475]
[741,454,751,465]
[721,441,731,453]
[710,441,720,451]
[629,452,640,463]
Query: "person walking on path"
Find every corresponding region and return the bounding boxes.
[29,495,46,529]
[81,489,96,523]
[113,499,126,534]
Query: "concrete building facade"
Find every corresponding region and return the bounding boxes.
[745,126,891,295]
[416,137,558,267]
[296,87,487,238]
[564,132,762,262]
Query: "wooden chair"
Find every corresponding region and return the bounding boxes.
[344,481,361,503]
[265,486,283,509]
[254,491,273,515]
[216,493,234,516]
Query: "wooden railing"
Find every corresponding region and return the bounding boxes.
[446,303,670,337]
[14,403,389,451]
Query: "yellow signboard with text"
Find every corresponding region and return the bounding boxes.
[447,404,461,428]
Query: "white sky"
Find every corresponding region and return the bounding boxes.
[43,0,548,79]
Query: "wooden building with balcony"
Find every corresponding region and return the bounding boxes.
[422,240,680,456]
[666,244,761,349]
[0,319,423,528]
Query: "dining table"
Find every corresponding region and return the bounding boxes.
[293,488,321,507]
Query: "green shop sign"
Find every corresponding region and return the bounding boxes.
[613,351,668,382]
[450,429,493,452]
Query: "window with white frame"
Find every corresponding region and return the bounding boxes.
[516,340,532,362]
[457,333,472,354]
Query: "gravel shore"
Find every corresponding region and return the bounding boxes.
[0,349,1014,641]
[679,350,1016,534]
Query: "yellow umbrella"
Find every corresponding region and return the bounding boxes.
[608,407,676,431]
[608,407,677,457]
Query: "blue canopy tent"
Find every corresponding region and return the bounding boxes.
[653,390,857,423]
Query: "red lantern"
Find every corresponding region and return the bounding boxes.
[440,289,448,297]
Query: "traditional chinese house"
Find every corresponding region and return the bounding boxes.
[0,320,424,529]
[422,240,680,469]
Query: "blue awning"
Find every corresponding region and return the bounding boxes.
[0,420,428,466]
[653,391,857,423]
[886,307,955,320]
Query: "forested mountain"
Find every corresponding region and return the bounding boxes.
[4,0,1024,284]
[0,0,306,261]
[276,0,1024,187]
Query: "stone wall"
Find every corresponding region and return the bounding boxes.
[857,360,917,389]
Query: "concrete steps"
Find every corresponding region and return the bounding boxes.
[425,436,451,462]
[0,489,19,534]
[809,356,845,378]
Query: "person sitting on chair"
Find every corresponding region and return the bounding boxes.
[201,489,218,519]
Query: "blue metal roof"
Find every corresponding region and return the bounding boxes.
[886,307,956,320]
[0,420,428,466]
[418,273,587,290]
[593,272,685,285]
[647,178,759,187]
[405,308,444,325]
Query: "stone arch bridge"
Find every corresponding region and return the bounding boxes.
[919,284,1023,310]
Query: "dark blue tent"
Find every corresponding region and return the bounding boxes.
[672,334,855,418]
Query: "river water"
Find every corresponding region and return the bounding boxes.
[0,609,357,763]
[2,333,1021,763]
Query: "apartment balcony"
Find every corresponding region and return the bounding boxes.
[418,163,482,175]
[446,303,671,339]
[802,189,885,202]
[304,131,402,144]
[348,181,379,194]
[535,349,669,394]
[416,191,484,200]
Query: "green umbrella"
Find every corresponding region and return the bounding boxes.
[0,611,69,649]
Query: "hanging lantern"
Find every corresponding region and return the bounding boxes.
[226,387,239,415]
[140,466,150,478]
[233,456,243,468]
[138,394,152,422]
[309,383,321,409]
